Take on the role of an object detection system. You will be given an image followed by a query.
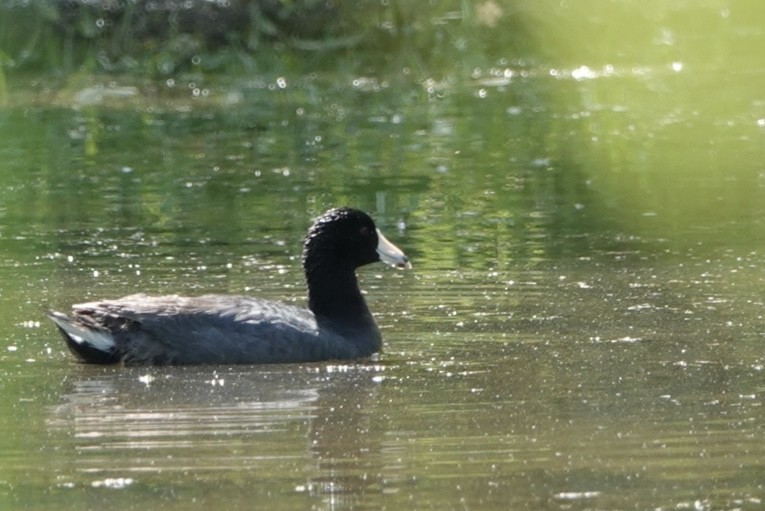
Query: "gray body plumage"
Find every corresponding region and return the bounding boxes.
[49,293,380,365]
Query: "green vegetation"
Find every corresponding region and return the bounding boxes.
[0,0,528,83]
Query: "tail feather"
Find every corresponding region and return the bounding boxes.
[47,311,120,364]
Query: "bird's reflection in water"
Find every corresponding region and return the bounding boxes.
[48,363,391,506]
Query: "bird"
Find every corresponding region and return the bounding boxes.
[47,207,411,365]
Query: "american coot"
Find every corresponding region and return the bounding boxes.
[48,207,411,365]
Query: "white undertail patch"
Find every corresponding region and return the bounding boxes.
[48,312,115,352]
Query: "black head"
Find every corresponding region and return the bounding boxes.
[303,207,410,272]
[304,207,381,270]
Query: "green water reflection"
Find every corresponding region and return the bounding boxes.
[1,1,765,510]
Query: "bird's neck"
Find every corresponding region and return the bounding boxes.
[305,263,379,335]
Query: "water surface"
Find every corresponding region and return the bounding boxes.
[2,3,765,510]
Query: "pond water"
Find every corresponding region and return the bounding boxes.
[2,3,765,510]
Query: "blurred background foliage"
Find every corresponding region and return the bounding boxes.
[0,0,525,81]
